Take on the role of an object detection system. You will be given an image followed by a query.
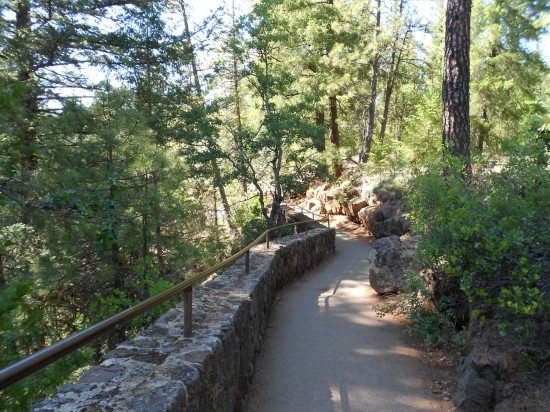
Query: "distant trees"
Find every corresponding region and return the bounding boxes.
[0,2,230,407]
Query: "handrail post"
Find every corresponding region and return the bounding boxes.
[266,232,270,249]
[245,250,250,274]
[184,286,193,338]
[305,222,308,234]
[328,214,330,228]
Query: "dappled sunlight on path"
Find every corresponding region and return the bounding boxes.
[244,231,452,412]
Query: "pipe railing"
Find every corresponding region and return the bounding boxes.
[285,204,330,229]
[0,213,329,391]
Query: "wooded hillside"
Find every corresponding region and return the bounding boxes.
[0,0,548,409]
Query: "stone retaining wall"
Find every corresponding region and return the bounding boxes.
[34,227,335,412]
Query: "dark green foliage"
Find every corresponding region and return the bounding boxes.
[407,135,550,355]
[0,283,94,411]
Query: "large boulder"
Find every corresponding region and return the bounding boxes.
[320,188,342,204]
[325,198,343,215]
[342,197,367,223]
[362,178,404,205]
[358,200,410,238]
[368,235,417,294]
[306,198,322,213]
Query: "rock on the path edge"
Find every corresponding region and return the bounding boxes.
[367,234,419,294]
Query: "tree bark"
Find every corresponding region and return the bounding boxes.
[443,0,472,170]
[329,96,342,178]
[315,109,326,152]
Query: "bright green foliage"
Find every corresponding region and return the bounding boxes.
[375,270,461,350]
[470,0,549,151]
[407,134,550,352]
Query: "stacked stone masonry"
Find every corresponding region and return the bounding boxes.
[33,227,336,412]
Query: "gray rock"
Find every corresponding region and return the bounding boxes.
[358,200,410,238]
[368,236,414,294]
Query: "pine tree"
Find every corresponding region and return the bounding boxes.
[442,0,472,169]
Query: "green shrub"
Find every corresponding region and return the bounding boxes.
[375,270,461,350]
[406,142,550,355]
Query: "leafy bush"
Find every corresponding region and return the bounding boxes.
[375,270,462,350]
[406,142,550,354]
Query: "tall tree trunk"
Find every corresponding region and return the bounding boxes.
[15,1,39,224]
[326,0,342,177]
[329,96,342,178]
[315,109,326,152]
[380,0,407,144]
[359,0,381,164]
[443,0,471,170]
[179,0,235,227]
[231,0,248,193]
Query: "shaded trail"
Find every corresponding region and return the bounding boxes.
[244,230,451,412]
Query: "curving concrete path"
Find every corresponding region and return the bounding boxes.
[244,230,451,412]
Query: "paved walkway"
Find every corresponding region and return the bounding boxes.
[244,230,450,412]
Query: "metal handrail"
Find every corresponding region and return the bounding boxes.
[285,204,330,228]
[0,215,328,390]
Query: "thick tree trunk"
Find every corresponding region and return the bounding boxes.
[329,96,342,178]
[443,0,472,169]
[359,0,381,164]
[329,96,340,147]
